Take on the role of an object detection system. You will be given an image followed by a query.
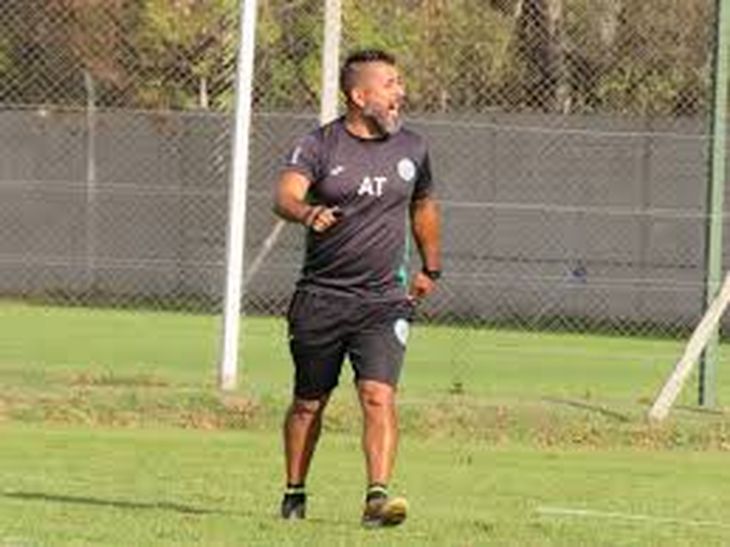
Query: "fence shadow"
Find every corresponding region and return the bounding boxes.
[541,396,632,422]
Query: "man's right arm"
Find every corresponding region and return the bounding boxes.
[273,170,340,233]
[273,170,315,224]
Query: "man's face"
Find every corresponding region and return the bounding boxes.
[353,62,406,135]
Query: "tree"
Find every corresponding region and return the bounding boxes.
[0,0,714,115]
[559,0,710,115]
[0,0,87,106]
[513,0,568,111]
[254,0,322,111]
[129,0,238,109]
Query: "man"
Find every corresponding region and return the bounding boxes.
[273,49,441,527]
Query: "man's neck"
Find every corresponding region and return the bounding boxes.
[344,111,386,140]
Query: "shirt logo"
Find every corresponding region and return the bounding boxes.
[397,158,416,182]
[329,165,345,176]
[357,176,387,197]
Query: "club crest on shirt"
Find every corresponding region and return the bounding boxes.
[397,158,416,182]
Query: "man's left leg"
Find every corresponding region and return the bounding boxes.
[357,379,398,486]
[357,379,408,527]
[350,301,412,527]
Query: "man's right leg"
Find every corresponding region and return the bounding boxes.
[284,393,330,486]
[282,291,349,519]
[281,393,330,519]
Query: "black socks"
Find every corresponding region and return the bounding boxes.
[366,483,388,503]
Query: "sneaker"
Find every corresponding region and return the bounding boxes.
[280,493,306,520]
[361,496,408,528]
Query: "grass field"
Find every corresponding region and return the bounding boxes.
[4,426,730,546]
[3,301,730,545]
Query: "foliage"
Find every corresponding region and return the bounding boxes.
[0,0,715,115]
[130,0,238,109]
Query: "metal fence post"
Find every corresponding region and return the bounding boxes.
[700,0,730,407]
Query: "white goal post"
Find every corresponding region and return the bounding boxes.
[218,0,342,390]
[648,272,730,422]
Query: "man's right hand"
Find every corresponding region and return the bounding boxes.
[308,206,342,233]
[273,171,343,233]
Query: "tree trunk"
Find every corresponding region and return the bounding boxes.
[516,0,567,112]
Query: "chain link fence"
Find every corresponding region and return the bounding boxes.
[244,0,720,396]
[0,0,238,312]
[0,0,723,398]
[247,0,717,326]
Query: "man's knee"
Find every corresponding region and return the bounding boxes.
[289,394,329,419]
[358,380,395,412]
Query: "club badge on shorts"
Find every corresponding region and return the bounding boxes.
[394,318,409,346]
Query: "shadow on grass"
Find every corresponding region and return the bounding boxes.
[541,397,632,422]
[3,491,382,531]
[3,491,250,517]
[675,404,726,416]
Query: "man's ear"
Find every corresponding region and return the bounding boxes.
[350,87,367,109]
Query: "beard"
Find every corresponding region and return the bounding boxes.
[362,101,402,135]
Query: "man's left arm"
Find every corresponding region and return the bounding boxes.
[409,195,441,300]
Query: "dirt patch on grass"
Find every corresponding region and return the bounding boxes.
[396,395,730,451]
[3,389,261,430]
[70,371,170,388]
[176,394,260,430]
[4,386,730,450]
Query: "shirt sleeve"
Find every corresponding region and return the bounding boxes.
[283,133,322,184]
[412,150,434,201]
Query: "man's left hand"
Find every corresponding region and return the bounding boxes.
[408,271,437,301]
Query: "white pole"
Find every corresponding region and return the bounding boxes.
[84,70,97,291]
[243,220,286,287]
[648,273,730,422]
[241,0,342,289]
[321,0,342,124]
[218,0,258,391]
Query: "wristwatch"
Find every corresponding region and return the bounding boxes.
[421,267,442,281]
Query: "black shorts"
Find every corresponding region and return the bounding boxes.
[286,289,414,399]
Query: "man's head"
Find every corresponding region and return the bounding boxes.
[340,49,405,136]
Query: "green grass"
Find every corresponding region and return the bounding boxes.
[4,301,730,545]
[3,425,730,546]
[0,300,704,399]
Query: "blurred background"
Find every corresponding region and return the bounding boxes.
[0,0,725,405]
